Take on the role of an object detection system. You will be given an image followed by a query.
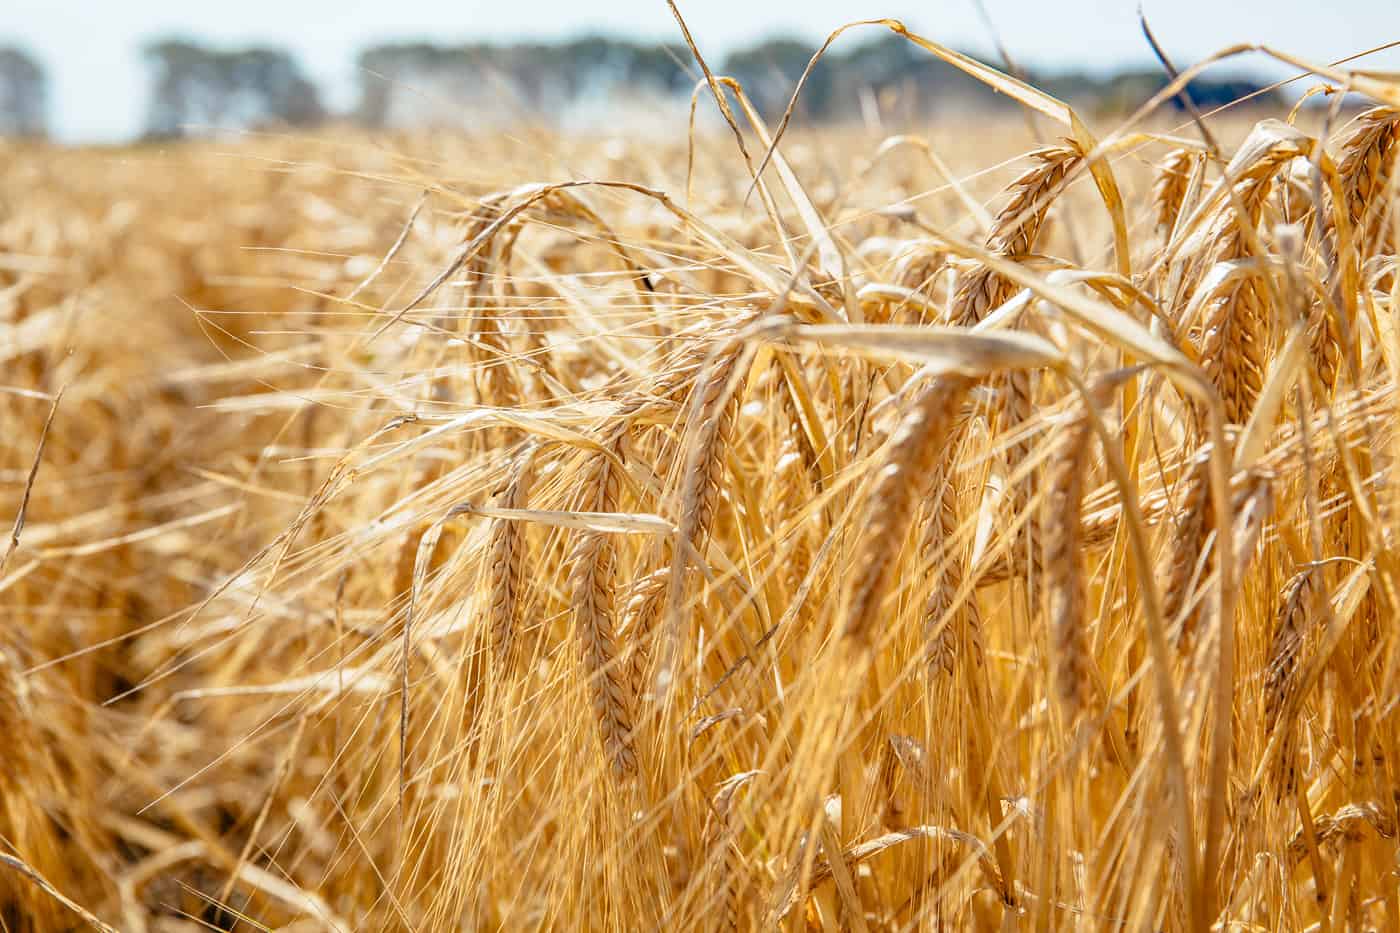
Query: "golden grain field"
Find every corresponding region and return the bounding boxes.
[2,30,1400,932]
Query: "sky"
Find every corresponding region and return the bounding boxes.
[8,0,1400,142]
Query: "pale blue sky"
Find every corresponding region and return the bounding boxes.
[8,0,1398,141]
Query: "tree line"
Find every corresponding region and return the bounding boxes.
[0,36,1282,140]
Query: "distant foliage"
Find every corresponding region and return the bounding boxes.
[0,46,47,138]
[1059,68,1283,116]
[721,39,1283,121]
[356,37,692,130]
[354,34,1282,131]
[142,40,324,139]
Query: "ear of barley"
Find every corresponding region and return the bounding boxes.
[920,455,982,676]
[1308,296,1346,398]
[621,567,669,704]
[1288,803,1397,865]
[1003,365,1041,606]
[947,145,1081,617]
[569,424,638,780]
[1044,407,1092,714]
[1191,168,1283,425]
[1161,451,1212,647]
[985,144,1083,259]
[1153,148,1198,242]
[676,340,745,557]
[1337,107,1400,260]
[846,373,974,644]
[1196,267,1269,425]
[659,338,747,693]
[1264,568,1318,726]
[1263,566,1320,800]
[771,355,822,482]
[952,144,1083,327]
[456,198,523,405]
[485,446,536,669]
[703,770,759,932]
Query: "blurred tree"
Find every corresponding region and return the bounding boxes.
[0,46,47,137]
[143,39,324,139]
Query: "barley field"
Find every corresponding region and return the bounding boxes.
[2,28,1400,932]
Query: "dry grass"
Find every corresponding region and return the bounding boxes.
[2,26,1400,932]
